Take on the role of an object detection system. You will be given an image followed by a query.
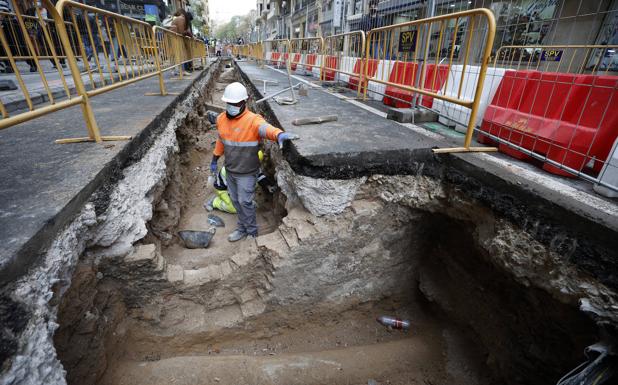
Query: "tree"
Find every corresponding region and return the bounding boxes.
[188,0,210,36]
[214,11,255,43]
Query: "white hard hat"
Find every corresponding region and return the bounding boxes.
[221,82,248,103]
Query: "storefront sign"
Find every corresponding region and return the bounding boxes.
[119,1,145,19]
[144,4,158,22]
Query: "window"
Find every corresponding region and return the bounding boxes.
[491,0,556,59]
[587,2,618,71]
[353,0,362,15]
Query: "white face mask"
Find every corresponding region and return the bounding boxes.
[226,104,241,116]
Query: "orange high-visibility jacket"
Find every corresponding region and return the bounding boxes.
[214,109,282,174]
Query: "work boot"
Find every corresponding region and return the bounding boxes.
[228,229,246,242]
[204,196,215,212]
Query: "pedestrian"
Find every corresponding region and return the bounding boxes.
[169,9,186,34]
[99,16,118,72]
[169,9,192,74]
[81,12,100,64]
[210,82,299,242]
[184,11,193,72]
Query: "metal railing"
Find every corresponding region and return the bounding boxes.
[365,8,496,153]
[323,31,366,97]
[59,1,162,98]
[0,0,207,144]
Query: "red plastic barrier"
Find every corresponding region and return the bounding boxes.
[383,62,448,108]
[348,59,379,93]
[305,54,317,72]
[270,52,281,66]
[479,70,618,177]
[321,55,338,81]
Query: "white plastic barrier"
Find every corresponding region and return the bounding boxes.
[365,60,394,101]
[432,65,505,133]
[337,56,357,84]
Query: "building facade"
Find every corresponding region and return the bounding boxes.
[250,0,617,72]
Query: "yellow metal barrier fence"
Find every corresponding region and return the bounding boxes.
[323,31,365,97]
[0,0,95,137]
[365,8,496,153]
[263,39,290,68]
[251,42,263,63]
[0,0,207,143]
[153,25,188,79]
[289,36,323,77]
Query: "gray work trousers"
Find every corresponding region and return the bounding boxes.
[226,171,258,236]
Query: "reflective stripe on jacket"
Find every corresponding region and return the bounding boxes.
[214,109,282,174]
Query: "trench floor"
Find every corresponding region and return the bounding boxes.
[164,66,280,269]
[101,299,489,385]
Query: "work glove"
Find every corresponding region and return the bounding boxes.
[206,110,218,125]
[210,159,218,174]
[277,132,300,149]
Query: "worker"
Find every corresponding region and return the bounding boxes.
[205,150,276,214]
[210,82,298,242]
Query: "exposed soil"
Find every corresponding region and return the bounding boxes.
[53,61,602,385]
[101,299,489,385]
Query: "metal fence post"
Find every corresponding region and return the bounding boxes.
[50,0,103,143]
[151,27,168,96]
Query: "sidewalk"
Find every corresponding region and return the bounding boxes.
[0,58,218,284]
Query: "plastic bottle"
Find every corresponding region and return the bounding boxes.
[376,316,410,331]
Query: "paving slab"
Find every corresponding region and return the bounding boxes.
[0,59,219,285]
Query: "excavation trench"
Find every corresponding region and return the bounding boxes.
[52,62,606,385]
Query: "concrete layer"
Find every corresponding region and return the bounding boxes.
[235,61,618,297]
[0,60,217,285]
